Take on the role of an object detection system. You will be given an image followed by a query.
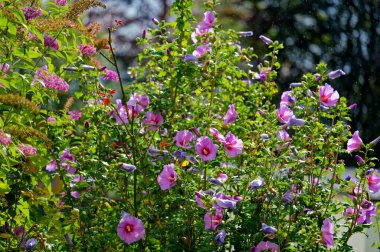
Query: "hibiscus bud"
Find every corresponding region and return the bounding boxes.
[348,103,357,110]
[120,163,136,173]
[152,17,159,25]
[238,31,253,37]
[259,35,273,45]
[290,82,302,88]
[369,136,380,147]
[142,29,146,39]
[328,69,346,80]
[355,155,364,164]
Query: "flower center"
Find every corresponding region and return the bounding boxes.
[125,224,134,233]
[202,148,210,155]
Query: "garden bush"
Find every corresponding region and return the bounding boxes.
[0,0,379,251]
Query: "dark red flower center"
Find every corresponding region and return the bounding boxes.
[202,148,210,155]
[125,224,134,233]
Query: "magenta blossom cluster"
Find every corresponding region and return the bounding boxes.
[22,7,42,20]
[79,44,97,55]
[33,67,69,92]
[68,110,83,121]
[117,212,145,244]
[18,144,37,156]
[0,130,11,146]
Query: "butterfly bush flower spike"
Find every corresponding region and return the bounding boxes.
[0,130,11,145]
[347,131,362,153]
[157,164,177,190]
[319,83,339,107]
[103,69,119,82]
[117,212,145,244]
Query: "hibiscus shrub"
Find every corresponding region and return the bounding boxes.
[0,0,379,251]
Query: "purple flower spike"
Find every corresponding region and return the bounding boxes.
[117,212,145,244]
[250,177,264,190]
[328,69,346,80]
[321,218,334,249]
[195,136,218,161]
[197,11,215,30]
[215,229,227,245]
[157,164,177,190]
[261,223,277,234]
[174,130,194,149]
[319,83,339,107]
[223,104,237,124]
[55,0,68,6]
[347,131,362,153]
[288,118,306,126]
[223,132,243,157]
[120,163,136,173]
[259,35,273,45]
[22,7,42,20]
[44,35,59,50]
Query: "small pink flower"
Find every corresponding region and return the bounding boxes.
[204,211,222,230]
[19,144,37,156]
[210,127,225,142]
[197,11,215,30]
[277,105,294,124]
[321,218,334,249]
[60,148,77,174]
[157,164,177,190]
[141,111,163,131]
[117,212,145,244]
[253,241,280,252]
[174,130,194,149]
[319,83,339,107]
[367,172,380,193]
[223,104,237,124]
[195,136,218,161]
[223,132,243,157]
[347,130,362,153]
[0,130,11,146]
[79,44,97,55]
[103,69,119,82]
